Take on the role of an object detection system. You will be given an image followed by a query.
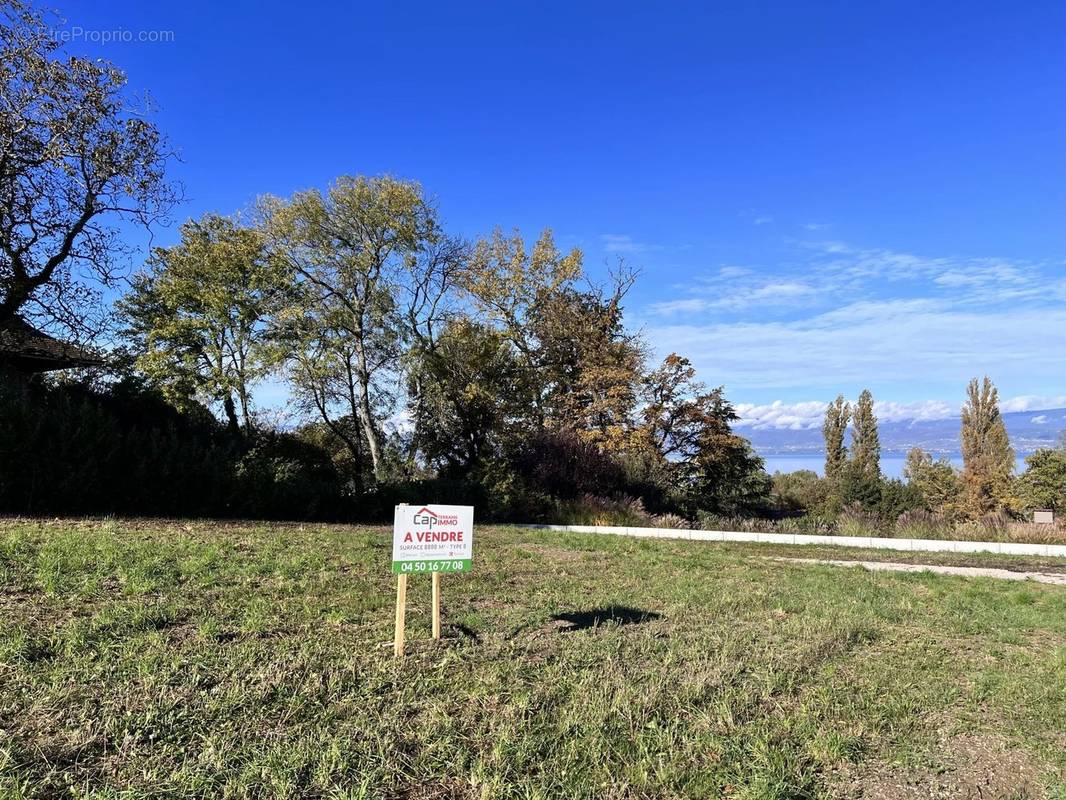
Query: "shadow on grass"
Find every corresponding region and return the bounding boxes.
[447,622,481,642]
[551,606,662,632]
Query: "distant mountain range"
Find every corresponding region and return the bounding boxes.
[738,408,1066,456]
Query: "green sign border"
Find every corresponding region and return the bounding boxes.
[392,559,471,574]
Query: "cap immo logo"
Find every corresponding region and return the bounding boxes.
[413,507,459,527]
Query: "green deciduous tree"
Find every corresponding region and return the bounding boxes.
[262,176,462,480]
[461,228,646,452]
[903,447,961,516]
[461,227,582,424]
[120,214,283,432]
[1017,449,1066,512]
[960,376,1016,517]
[528,276,645,451]
[877,477,923,521]
[406,319,520,475]
[771,469,828,513]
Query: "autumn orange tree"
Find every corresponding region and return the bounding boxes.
[423,226,769,515]
[960,376,1016,517]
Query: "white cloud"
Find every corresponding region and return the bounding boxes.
[933,263,1029,287]
[734,400,827,430]
[734,398,958,430]
[809,298,944,326]
[638,239,1066,402]
[808,240,851,255]
[649,280,818,315]
[734,396,1065,430]
[648,298,710,315]
[753,216,773,225]
[801,242,1062,306]
[645,304,1066,391]
[1000,395,1066,413]
[874,400,957,423]
[755,281,815,299]
[600,234,659,254]
[718,265,751,278]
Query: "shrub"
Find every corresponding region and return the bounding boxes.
[651,513,690,530]
[949,511,1011,541]
[1006,521,1066,545]
[232,430,344,520]
[556,494,655,527]
[0,374,346,520]
[613,448,677,514]
[694,512,776,533]
[879,478,923,520]
[837,503,885,537]
[839,464,882,511]
[978,510,1013,540]
[771,470,828,513]
[894,509,952,540]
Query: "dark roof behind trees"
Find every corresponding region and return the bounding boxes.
[0,317,102,373]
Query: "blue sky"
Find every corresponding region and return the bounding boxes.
[55,0,1066,429]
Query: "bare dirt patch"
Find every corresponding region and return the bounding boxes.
[833,733,1050,799]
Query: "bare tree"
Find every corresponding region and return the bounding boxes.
[0,1,176,338]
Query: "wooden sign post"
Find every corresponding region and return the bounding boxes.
[431,571,441,640]
[393,573,407,657]
[391,504,474,657]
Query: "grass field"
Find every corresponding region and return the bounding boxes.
[0,519,1064,799]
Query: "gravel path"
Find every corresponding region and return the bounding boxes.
[774,557,1066,586]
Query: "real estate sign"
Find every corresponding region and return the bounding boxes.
[392,504,474,574]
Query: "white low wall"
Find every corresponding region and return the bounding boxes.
[517,523,1066,559]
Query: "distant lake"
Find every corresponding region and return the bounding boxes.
[759,453,1029,479]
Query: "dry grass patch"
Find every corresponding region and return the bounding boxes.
[832,732,1047,799]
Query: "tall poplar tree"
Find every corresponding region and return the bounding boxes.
[960,376,1016,516]
[851,389,881,479]
[840,388,884,509]
[822,395,850,481]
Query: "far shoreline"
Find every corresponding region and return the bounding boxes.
[759,452,1031,479]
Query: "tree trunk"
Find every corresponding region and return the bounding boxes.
[357,378,384,480]
[238,385,251,430]
[223,394,241,437]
